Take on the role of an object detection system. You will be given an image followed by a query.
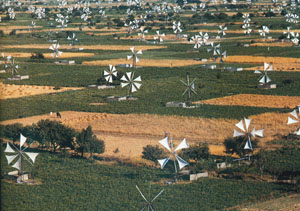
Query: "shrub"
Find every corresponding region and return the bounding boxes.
[30,52,45,59]
[223,136,258,157]
[142,145,165,165]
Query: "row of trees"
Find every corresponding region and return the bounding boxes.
[1,120,104,158]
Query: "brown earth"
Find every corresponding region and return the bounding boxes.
[195,94,300,109]
[4,52,94,59]
[0,82,84,99]
[82,58,208,67]
[0,111,296,159]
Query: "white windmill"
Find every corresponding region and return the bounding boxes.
[173,21,182,36]
[67,33,78,46]
[217,25,227,38]
[121,72,142,96]
[103,65,117,83]
[157,135,189,178]
[154,31,165,44]
[180,73,197,106]
[254,62,273,85]
[49,42,63,58]
[233,118,264,153]
[136,184,164,211]
[287,107,300,135]
[6,56,19,78]
[190,35,202,49]
[259,26,270,39]
[138,27,148,40]
[4,134,39,180]
[127,47,142,67]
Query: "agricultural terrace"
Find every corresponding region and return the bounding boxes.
[1,0,300,210]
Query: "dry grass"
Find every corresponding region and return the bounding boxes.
[1,111,296,158]
[0,82,84,99]
[0,25,42,34]
[195,94,300,109]
[1,44,166,51]
[118,34,183,41]
[14,27,127,34]
[250,42,293,47]
[4,52,94,58]
[82,58,207,67]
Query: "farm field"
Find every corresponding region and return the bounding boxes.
[1,0,300,210]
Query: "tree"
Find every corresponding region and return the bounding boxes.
[76,126,104,158]
[142,145,165,165]
[223,136,258,157]
[182,143,210,164]
[35,119,75,153]
[4,123,23,143]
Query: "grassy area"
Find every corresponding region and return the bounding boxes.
[1,149,295,211]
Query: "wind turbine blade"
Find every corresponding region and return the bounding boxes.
[254,70,262,74]
[264,62,269,70]
[233,129,244,137]
[151,189,164,202]
[20,134,27,148]
[131,84,137,92]
[121,75,128,82]
[296,128,300,136]
[130,47,135,53]
[158,157,170,169]
[135,57,140,63]
[4,142,15,153]
[25,152,39,163]
[244,137,253,150]
[136,185,149,203]
[134,76,142,82]
[126,72,132,80]
[290,109,299,119]
[259,75,266,84]
[266,75,272,83]
[175,155,189,170]
[137,50,143,54]
[244,118,251,132]
[12,157,21,170]
[134,82,142,89]
[6,154,18,165]
[158,137,171,151]
[287,117,299,125]
[175,138,189,152]
[254,129,264,137]
[127,55,133,60]
[121,82,129,88]
[235,120,245,132]
[104,70,109,76]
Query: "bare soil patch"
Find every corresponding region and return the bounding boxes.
[195,94,300,109]
[0,82,84,99]
[82,58,207,67]
[1,111,295,158]
[5,52,94,59]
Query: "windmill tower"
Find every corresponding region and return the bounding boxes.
[127,47,142,68]
[233,118,264,159]
[136,183,164,211]
[180,73,197,107]
[4,134,39,183]
[157,134,189,182]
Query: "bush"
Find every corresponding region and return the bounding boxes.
[182,143,210,163]
[4,123,23,143]
[224,136,258,157]
[30,52,45,59]
[142,145,165,165]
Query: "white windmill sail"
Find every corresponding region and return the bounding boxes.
[235,120,246,132]
[251,128,264,138]
[20,133,27,148]
[233,129,244,137]
[175,155,189,169]
[244,137,253,150]
[4,142,15,153]
[6,154,18,165]
[26,152,39,163]
[175,138,188,152]
[244,118,251,131]
[12,157,21,170]
[288,117,299,124]
[158,157,170,169]
[158,137,171,151]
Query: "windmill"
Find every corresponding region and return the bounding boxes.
[103,65,117,83]
[242,13,252,35]
[173,21,182,36]
[136,184,164,211]
[4,134,39,181]
[217,25,227,38]
[287,107,300,136]
[121,72,142,96]
[67,33,78,46]
[49,42,63,59]
[157,135,189,181]
[6,56,19,78]
[180,73,197,106]
[190,35,203,49]
[154,31,165,44]
[138,27,148,40]
[259,26,270,39]
[254,62,273,85]
[127,47,142,68]
[233,118,264,158]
